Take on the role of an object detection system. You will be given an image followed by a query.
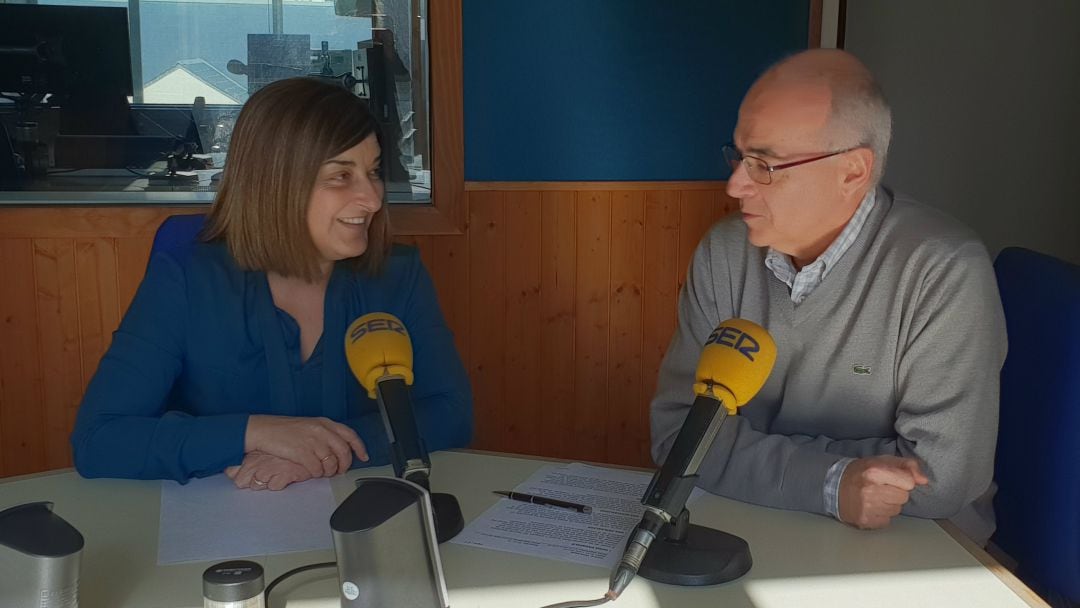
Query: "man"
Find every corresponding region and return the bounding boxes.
[651,49,1006,545]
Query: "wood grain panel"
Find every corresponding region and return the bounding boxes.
[0,239,46,476]
[571,191,611,462]
[33,240,83,470]
[539,191,577,460]
[0,184,735,476]
[117,237,153,316]
[501,191,543,457]
[641,191,682,466]
[413,236,436,277]
[678,190,728,292]
[74,239,120,388]
[0,207,203,239]
[428,233,470,365]
[607,191,646,466]
[466,181,728,192]
[467,191,506,450]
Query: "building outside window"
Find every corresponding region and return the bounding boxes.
[0,0,430,203]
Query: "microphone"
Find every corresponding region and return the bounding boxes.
[609,318,777,598]
[344,312,464,543]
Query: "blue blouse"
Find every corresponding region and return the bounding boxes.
[71,241,473,482]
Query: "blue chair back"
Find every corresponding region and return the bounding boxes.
[992,247,1080,604]
[151,214,207,258]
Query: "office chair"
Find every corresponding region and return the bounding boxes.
[991,247,1080,607]
[150,214,206,258]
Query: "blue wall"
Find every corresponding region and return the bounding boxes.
[463,1,811,181]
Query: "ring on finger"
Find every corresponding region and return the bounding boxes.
[253,477,268,486]
[320,455,333,462]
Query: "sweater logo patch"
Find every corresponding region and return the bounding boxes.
[853,364,873,375]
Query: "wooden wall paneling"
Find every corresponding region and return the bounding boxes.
[677,190,723,293]
[539,191,577,460]
[0,187,735,476]
[467,191,506,451]
[0,239,47,476]
[466,181,727,192]
[0,207,200,239]
[606,191,647,467]
[393,234,428,261]
[74,239,120,389]
[116,237,153,317]
[33,239,83,470]
[413,236,437,277]
[571,191,611,462]
[640,191,682,467]
[501,191,543,456]
[427,232,470,369]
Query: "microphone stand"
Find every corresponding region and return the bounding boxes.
[636,504,751,586]
[615,396,752,591]
[375,377,464,544]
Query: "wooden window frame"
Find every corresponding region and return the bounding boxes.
[392,0,465,235]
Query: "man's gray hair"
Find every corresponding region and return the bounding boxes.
[824,71,893,186]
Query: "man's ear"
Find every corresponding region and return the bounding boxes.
[839,148,874,195]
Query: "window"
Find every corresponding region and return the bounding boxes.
[0,0,431,204]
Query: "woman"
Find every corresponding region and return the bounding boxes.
[71,78,472,490]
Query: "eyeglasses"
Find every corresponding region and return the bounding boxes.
[722,144,857,185]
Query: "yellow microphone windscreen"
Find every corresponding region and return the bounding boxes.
[692,318,777,414]
[344,312,415,398]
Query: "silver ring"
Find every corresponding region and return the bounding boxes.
[320,455,333,462]
[253,478,268,486]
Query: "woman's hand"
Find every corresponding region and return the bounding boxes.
[225,451,313,491]
[245,415,369,477]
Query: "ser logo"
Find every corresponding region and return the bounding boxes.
[705,326,760,362]
[349,317,407,343]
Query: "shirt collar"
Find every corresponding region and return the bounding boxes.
[765,188,877,280]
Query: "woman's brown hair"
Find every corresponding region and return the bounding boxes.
[202,77,391,280]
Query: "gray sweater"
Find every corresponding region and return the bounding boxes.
[651,187,1007,545]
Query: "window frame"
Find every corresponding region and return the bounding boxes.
[0,0,464,236]
[393,0,463,235]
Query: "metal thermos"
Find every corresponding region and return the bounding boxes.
[330,477,450,608]
[0,501,84,608]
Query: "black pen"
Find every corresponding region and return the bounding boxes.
[493,490,593,514]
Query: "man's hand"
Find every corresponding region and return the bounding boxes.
[225,451,313,491]
[838,455,929,529]
[244,415,369,477]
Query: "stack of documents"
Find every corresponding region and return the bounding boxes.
[452,463,699,568]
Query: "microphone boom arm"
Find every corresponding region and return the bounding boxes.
[373,374,432,487]
[644,394,729,520]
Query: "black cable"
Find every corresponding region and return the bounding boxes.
[539,596,612,608]
[264,561,336,605]
[263,560,610,608]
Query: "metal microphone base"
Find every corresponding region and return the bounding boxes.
[429,492,464,544]
[637,509,752,586]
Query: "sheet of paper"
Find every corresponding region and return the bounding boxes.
[451,463,703,568]
[158,474,335,565]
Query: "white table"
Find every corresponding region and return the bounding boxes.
[0,450,1046,608]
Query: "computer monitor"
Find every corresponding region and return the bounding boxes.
[0,4,133,102]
